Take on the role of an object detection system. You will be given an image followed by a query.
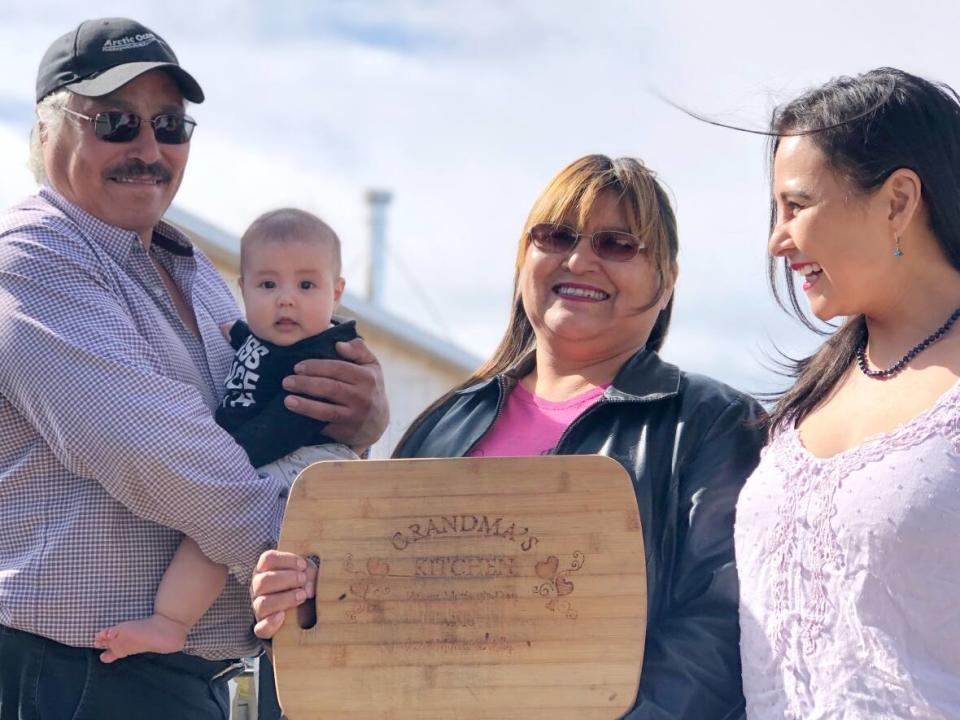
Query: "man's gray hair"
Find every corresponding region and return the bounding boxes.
[29,90,71,185]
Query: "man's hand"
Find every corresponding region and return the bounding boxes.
[282,337,389,450]
[251,550,318,640]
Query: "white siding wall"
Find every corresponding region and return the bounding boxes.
[359,329,473,457]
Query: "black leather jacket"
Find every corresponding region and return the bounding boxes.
[394,348,766,719]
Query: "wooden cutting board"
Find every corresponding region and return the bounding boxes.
[273,455,646,719]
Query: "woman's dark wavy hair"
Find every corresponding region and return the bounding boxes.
[394,154,679,454]
[768,67,960,429]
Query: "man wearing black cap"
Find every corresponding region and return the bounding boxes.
[0,18,387,719]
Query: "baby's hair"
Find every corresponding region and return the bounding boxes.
[241,208,342,277]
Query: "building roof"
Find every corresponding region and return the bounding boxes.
[163,204,482,375]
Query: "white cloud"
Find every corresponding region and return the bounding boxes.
[3,0,952,398]
[0,125,36,199]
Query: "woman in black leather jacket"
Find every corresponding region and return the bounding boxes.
[392,155,766,719]
[253,154,766,719]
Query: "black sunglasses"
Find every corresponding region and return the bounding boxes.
[62,107,196,145]
[528,223,645,262]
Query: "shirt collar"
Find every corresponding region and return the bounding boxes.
[38,185,195,265]
[604,346,681,402]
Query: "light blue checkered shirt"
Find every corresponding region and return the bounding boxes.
[0,187,285,660]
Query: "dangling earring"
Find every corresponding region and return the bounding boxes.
[894,236,904,257]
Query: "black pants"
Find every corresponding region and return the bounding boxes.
[257,653,284,720]
[0,624,240,720]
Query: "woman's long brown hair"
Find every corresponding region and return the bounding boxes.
[764,69,960,430]
[393,154,680,454]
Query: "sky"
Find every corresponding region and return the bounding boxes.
[3,0,959,397]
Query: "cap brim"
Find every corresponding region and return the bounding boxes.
[66,61,205,103]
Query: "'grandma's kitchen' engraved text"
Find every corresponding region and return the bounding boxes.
[414,554,518,578]
[392,514,539,551]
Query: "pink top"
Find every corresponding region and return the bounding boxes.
[467,382,608,457]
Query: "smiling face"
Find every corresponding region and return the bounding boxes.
[41,70,189,245]
[519,190,673,361]
[239,235,345,346]
[770,135,894,321]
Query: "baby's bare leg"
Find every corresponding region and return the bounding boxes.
[95,538,227,663]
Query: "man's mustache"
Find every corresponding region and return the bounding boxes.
[105,160,172,183]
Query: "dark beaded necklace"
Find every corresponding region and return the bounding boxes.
[856,306,960,379]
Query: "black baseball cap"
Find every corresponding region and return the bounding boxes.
[36,17,204,104]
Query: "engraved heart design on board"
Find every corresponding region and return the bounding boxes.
[555,575,575,596]
[535,555,559,579]
[532,551,586,618]
[366,558,390,576]
[350,579,369,597]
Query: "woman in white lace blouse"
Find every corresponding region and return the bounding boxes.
[736,68,960,719]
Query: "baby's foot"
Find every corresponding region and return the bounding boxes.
[94,614,189,663]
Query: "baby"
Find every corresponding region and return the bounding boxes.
[94,208,358,662]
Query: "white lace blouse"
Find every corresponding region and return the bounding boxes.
[735,382,960,719]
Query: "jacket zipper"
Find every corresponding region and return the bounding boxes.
[463,375,510,456]
[551,394,637,454]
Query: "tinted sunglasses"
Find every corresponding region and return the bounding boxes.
[62,107,196,145]
[528,223,645,262]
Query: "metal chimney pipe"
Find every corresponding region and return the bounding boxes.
[365,189,392,306]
